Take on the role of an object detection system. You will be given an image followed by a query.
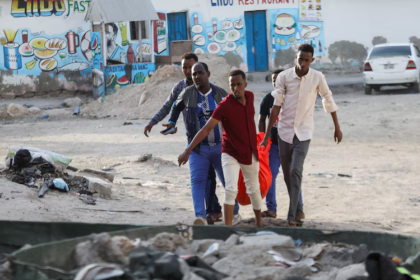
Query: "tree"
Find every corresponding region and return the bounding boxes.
[274,48,296,68]
[409,36,420,49]
[328,40,367,65]
[372,36,387,46]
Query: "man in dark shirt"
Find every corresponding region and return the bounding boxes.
[258,69,304,219]
[143,53,223,224]
[178,70,263,228]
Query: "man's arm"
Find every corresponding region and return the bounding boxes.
[258,114,267,133]
[167,89,187,128]
[178,118,220,166]
[260,105,280,148]
[144,83,182,137]
[318,74,342,144]
[258,95,269,133]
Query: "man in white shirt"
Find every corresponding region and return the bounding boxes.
[260,44,343,227]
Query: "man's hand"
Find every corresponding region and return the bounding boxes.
[161,123,178,135]
[334,129,343,144]
[259,136,269,150]
[144,124,154,137]
[178,150,191,166]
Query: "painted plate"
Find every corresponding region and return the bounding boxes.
[29,37,48,50]
[81,31,91,61]
[207,42,221,54]
[34,49,58,59]
[194,48,204,55]
[191,25,204,34]
[39,58,58,71]
[226,29,240,42]
[192,34,205,46]
[46,38,67,51]
[221,41,237,52]
[214,31,226,43]
[234,19,244,29]
[18,43,34,57]
[301,25,322,38]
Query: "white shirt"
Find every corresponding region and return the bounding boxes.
[272,67,338,144]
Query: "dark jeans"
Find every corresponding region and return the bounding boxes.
[205,166,222,215]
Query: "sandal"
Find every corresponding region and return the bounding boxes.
[287,220,303,227]
[296,212,305,220]
[261,210,277,218]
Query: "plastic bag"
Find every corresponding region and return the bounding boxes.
[236,132,272,206]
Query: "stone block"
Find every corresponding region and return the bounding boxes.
[82,168,114,182]
[239,233,295,248]
[0,92,15,99]
[84,176,112,199]
[28,107,41,114]
[64,97,82,107]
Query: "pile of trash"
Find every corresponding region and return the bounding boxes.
[1,146,89,198]
[0,103,42,118]
[81,54,232,120]
[38,230,418,280]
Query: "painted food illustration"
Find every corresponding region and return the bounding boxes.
[194,48,204,55]
[207,42,221,54]
[301,25,322,38]
[117,76,129,86]
[275,14,296,36]
[222,20,233,30]
[46,38,67,50]
[289,36,295,43]
[81,31,91,61]
[222,41,237,52]
[106,73,117,88]
[19,43,34,57]
[39,58,58,71]
[214,31,226,43]
[191,25,203,34]
[226,30,240,42]
[34,49,58,59]
[234,19,244,29]
[133,72,146,84]
[57,61,90,72]
[30,37,48,50]
[25,59,37,70]
[192,34,205,46]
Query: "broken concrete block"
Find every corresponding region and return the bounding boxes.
[64,97,82,107]
[84,176,112,199]
[82,168,114,182]
[28,107,41,114]
[334,263,366,280]
[239,233,295,248]
[0,92,15,99]
[7,104,28,118]
[219,234,239,258]
[191,239,224,255]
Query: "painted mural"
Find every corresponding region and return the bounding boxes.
[269,9,325,60]
[153,11,169,56]
[190,12,247,68]
[104,63,155,95]
[1,28,91,75]
[91,32,104,98]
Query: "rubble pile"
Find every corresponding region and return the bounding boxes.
[68,231,376,280]
[82,54,232,120]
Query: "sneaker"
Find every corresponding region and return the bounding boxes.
[193,217,208,225]
[232,214,242,226]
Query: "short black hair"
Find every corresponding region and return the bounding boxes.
[193,62,209,72]
[106,23,118,36]
[298,44,314,56]
[272,69,284,75]
[182,52,198,62]
[229,69,246,81]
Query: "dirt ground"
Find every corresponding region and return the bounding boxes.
[0,85,419,236]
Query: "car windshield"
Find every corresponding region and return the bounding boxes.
[369,46,412,59]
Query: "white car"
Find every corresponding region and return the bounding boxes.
[363,43,420,94]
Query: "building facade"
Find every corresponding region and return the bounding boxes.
[0,0,419,96]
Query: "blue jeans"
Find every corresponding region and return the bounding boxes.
[189,143,239,218]
[205,166,222,215]
[266,143,303,213]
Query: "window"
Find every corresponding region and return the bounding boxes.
[130,21,149,41]
[369,46,412,59]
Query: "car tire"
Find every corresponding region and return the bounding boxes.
[411,82,420,93]
[365,86,372,95]
[373,86,381,92]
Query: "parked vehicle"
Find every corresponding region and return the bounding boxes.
[363,43,420,94]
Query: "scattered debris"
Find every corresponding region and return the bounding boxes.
[137,154,152,162]
[82,168,114,182]
[123,122,133,126]
[67,165,79,172]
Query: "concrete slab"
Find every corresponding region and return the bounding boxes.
[82,168,114,182]
[84,176,112,199]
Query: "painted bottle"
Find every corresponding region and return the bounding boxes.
[235,42,243,54]
[272,35,275,45]
[318,40,322,53]
[213,19,217,35]
[22,30,28,43]
[127,43,135,64]
[194,13,198,25]
[120,52,126,63]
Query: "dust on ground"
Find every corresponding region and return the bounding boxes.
[0,85,419,236]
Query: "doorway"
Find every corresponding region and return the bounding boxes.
[167,12,188,52]
[245,11,268,72]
